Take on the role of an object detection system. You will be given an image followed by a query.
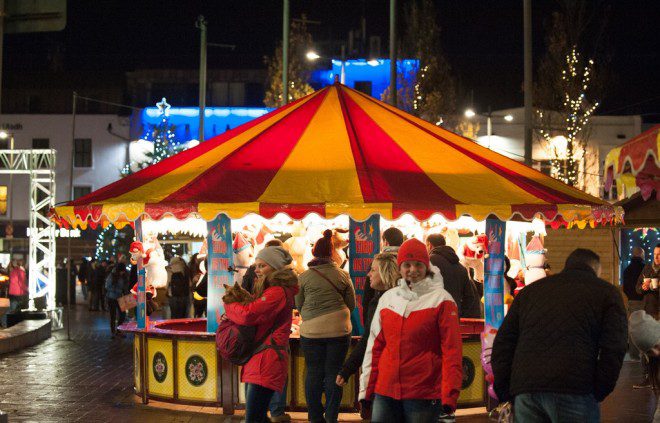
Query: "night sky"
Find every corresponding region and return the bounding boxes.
[4,0,659,118]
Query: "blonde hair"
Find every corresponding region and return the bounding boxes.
[373,252,400,290]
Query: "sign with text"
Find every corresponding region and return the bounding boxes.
[206,214,234,333]
[349,215,380,336]
[134,219,147,329]
[484,218,506,329]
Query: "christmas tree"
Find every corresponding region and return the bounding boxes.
[98,98,183,260]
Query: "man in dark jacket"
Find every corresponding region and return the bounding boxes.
[636,244,660,320]
[623,247,645,362]
[492,248,627,421]
[426,233,480,318]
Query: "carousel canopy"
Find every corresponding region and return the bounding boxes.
[605,125,659,201]
[53,83,620,229]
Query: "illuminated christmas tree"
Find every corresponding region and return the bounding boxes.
[98,98,182,260]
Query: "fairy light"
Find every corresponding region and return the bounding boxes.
[538,46,599,186]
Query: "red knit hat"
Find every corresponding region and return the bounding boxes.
[397,238,430,269]
[312,229,334,258]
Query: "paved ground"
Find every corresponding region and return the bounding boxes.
[0,294,656,422]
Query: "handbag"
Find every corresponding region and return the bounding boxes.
[489,402,513,423]
[117,293,137,312]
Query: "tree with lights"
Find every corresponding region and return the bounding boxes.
[98,98,183,260]
[537,47,598,186]
[263,17,315,107]
[535,1,609,188]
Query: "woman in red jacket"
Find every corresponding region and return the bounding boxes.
[359,238,463,423]
[224,246,298,423]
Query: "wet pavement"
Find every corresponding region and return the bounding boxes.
[0,294,655,422]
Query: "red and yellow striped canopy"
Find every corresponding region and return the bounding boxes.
[53,83,620,229]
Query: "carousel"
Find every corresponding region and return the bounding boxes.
[51,83,621,414]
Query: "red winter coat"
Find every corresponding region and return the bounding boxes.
[224,268,298,392]
[359,270,463,411]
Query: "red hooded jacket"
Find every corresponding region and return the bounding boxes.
[224,268,298,392]
[359,269,463,411]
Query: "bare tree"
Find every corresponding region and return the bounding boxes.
[383,0,457,128]
[264,17,315,107]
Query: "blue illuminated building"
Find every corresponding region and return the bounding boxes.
[133,106,272,142]
[310,59,419,99]
[132,58,418,142]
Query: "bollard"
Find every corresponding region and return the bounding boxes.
[0,409,8,423]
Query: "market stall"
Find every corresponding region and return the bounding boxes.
[52,83,621,414]
[605,124,659,201]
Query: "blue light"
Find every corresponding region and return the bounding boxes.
[310,58,419,99]
[137,106,273,142]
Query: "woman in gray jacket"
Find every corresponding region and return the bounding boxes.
[296,229,356,423]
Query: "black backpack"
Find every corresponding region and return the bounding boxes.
[170,272,189,297]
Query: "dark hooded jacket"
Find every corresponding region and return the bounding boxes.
[224,267,299,392]
[492,264,627,403]
[339,290,384,380]
[622,256,645,301]
[429,246,480,318]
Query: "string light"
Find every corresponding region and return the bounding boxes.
[538,46,599,186]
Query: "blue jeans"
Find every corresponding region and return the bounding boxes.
[301,335,350,423]
[371,394,442,423]
[514,392,600,423]
[269,378,288,417]
[245,383,275,423]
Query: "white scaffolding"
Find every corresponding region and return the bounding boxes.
[0,149,56,309]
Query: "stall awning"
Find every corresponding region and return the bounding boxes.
[605,125,660,201]
[52,83,620,229]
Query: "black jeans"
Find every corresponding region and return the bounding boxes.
[169,295,189,319]
[245,383,275,423]
[108,298,125,334]
[301,335,350,423]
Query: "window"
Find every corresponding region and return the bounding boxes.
[73,186,92,200]
[354,81,373,96]
[74,138,92,167]
[0,185,6,215]
[32,138,50,149]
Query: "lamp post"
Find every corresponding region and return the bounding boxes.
[464,109,514,150]
[306,46,346,84]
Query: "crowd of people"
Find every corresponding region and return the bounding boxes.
[221,227,660,423]
[14,228,657,422]
[51,253,208,339]
[221,227,485,423]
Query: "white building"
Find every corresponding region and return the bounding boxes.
[466,108,642,197]
[0,114,130,231]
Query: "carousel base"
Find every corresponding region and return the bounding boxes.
[118,318,486,415]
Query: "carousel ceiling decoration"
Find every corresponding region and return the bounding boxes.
[52,83,620,229]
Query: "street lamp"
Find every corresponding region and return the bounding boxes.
[464,109,514,149]
[306,45,347,84]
